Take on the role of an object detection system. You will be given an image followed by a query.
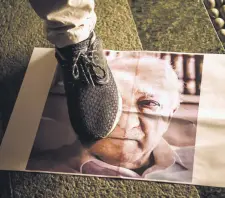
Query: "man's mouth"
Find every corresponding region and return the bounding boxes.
[108,126,145,141]
[108,137,138,141]
[107,137,143,149]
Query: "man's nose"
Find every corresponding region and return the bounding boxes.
[118,110,140,130]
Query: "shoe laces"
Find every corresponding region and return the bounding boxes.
[72,50,106,86]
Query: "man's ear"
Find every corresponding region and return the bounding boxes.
[168,103,180,122]
[173,102,180,114]
[168,112,173,123]
[169,106,178,121]
[173,107,178,114]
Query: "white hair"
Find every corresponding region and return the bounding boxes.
[109,52,181,111]
[139,55,181,111]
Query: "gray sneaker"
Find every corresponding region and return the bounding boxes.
[55,32,122,144]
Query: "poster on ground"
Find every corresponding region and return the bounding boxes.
[0,48,225,188]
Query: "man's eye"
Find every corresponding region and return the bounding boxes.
[137,100,160,109]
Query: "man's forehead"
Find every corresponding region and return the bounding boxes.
[111,55,172,77]
[111,55,179,94]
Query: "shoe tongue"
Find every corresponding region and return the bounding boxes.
[57,44,88,62]
[57,32,95,60]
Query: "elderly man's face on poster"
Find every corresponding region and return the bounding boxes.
[88,53,180,169]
